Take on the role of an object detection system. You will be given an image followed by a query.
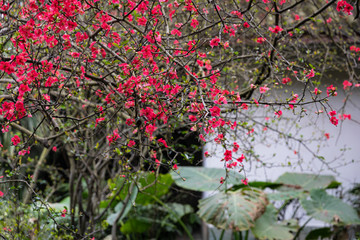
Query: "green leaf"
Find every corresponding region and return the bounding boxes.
[267,190,306,201]
[112,43,120,48]
[326,181,342,189]
[197,188,268,231]
[170,167,244,192]
[305,227,332,240]
[251,205,298,240]
[48,197,70,211]
[107,185,138,226]
[136,173,173,205]
[301,189,360,225]
[102,59,111,65]
[275,172,338,191]
[120,218,151,234]
[232,181,283,191]
[165,203,193,222]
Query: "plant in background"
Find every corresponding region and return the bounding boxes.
[171,167,360,240]
[0,0,359,238]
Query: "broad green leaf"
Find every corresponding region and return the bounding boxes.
[305,227,332,240]
[275,172,338,191]
[108,172,172,205]
[251,205,298,240]
[231,181,283,191]
[267,190,306,201]
[165,203,193,222]
[99,199,112,209]
[107,185,138,226]
[48,197,70,211]
[326,181,342,189]
[120,218,151,234]
[198,188,268,231]
[301,189,360,225]
[171,167,244,191]
[136,173,173,205]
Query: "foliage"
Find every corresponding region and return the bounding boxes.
[275,172,339,191]
[198,188,268,231]
[251,205,297,240]
[0,195,73,239]
[301,189,360,225]
[0,0,359,238]
[172,167,360,239]
[170,166,244,191]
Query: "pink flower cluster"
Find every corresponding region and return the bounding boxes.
[336,0,353,15]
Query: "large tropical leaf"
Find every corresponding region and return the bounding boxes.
[301,189,360,225]
[275,172,338,191]
[251,204,298,240]
[231,181,283,191]
[120,217,152,234]
[136,173,173,205]
[267,190,306,201]
[108,172,173,205]
[107,185,138,226]
[197,188,268,231]
[305,227,333,240]
[165,203,193,222]
[170,167,244,191]
[48,197,70,211]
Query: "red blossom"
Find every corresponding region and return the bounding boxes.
[61,209,67,217]
[233,142,239,152]
[209,37,220,48]
[282,77,291,84]
[220,177,225,184]
[224,150,232,161]
[330,116,339,126]
[157,138,168,148]
[259,86,269,93]
[241,178,248,185]
[231,11,243,18]
[95,117,105,127]
[171,29,182,37]
[314,87,321,95]
[306,69,315,78]
[343,80,352,90]
[243,22,250,28]
[0,61,15,74]
[275,110,282,117]
[256,37,266,43]
[145,124,156,137]
[11,135,21,146]
[337,0,353,15]
[209,106,221,116]
[19,84,31,96]
[190,19,199,28]
[327,85,337,97]
[343,114,351,120]
[137,17,147,26]
[329,110,337,116]
[189,115,197,122]
[128,140,136,147]
[269,26,283,33]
